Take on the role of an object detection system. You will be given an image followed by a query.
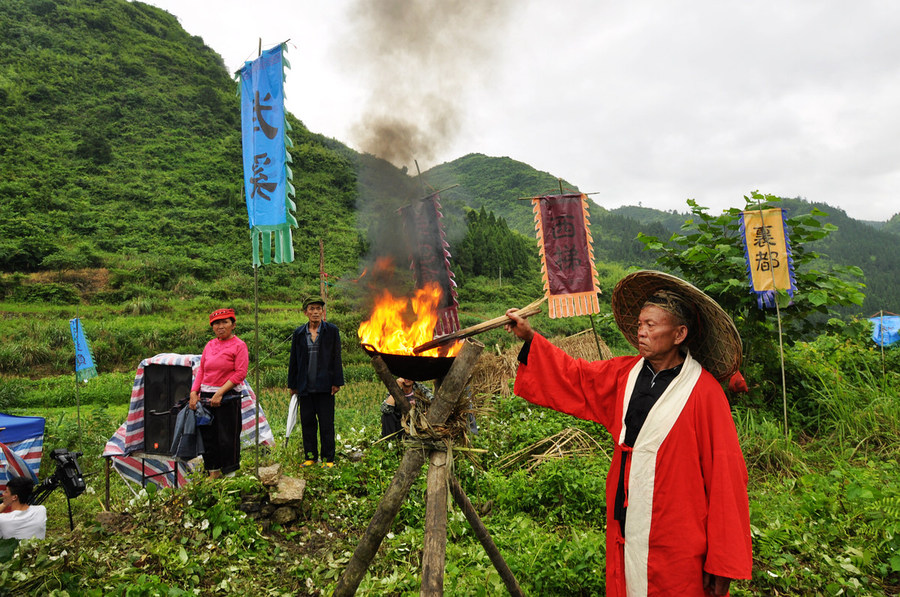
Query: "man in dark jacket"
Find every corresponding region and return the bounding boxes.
[288,297,344,467]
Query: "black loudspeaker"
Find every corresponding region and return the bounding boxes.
[143,363,193,455]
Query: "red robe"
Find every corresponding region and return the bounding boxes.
[514,334,752,596]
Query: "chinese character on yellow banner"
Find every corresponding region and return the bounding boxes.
[740,208,797,309]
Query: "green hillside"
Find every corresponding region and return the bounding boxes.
[0,0,361,304]
[423,154,669,268]
[610,205,687,233]
[1,0,892,316]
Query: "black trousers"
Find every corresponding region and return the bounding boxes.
[299,392,335,462]
[198,394,242,475]
[381,405,402,438]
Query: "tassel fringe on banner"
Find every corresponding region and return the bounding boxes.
[251,224,296,266]
[435,307,461,337]
[548,291,601,319]
[76,364,99,384]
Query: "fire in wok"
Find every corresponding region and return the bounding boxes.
[358,282,460,380]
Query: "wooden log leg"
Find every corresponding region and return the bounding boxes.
[335,341,484,596]
[333,447,427,596]
[421,450,450,596]
[449,475,525,597]
[105,457,110,510]
[426,340,484,425]
[370,355,411,413]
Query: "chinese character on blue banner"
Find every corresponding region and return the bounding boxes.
[239,43,297,266]
[69,318,98,383]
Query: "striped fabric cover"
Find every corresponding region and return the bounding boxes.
[103,353,276,489]
[0,436,43,492]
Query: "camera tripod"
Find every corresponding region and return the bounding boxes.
[29,449,86,531]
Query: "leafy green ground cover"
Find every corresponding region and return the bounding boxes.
[1,325,898,595]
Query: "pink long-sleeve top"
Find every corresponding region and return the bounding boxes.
[191,336,249,393]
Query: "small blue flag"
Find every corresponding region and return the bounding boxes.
[69,318,98,383]
[869,314,900,347]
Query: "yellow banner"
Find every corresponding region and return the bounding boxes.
[742,208,791,292]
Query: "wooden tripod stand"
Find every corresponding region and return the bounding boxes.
[333,340,524,596]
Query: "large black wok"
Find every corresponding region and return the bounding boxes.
[361,344,455,381]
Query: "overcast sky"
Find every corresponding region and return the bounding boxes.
[145,0,900,222]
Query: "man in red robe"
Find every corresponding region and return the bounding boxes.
[505,271,752,596]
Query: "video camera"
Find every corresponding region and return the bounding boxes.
[28,449,86,531]
[31,449,86,504]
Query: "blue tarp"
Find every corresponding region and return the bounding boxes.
[0,413,45,444]
[869,314,900,347]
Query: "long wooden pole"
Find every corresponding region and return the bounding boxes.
[421,449,450,595]
[413,298,545,354]
[755,202,789,439]
[333,340,484,596]
[319,238,327,300]
[254,264,260,477]
[369,354,412,414]
[880,310,886,392]
[253,38,262,478]
[448,475,525,597]
[74,309,82,451]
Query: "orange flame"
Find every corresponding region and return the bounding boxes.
[358,282,461,357]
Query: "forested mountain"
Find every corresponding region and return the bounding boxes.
[882,213,900,236]
[0,0,364,304]
[422,154,668,268]
[0,0,894,315]
[609,205,687,233]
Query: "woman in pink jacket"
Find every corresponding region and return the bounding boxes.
[189,308,248,478]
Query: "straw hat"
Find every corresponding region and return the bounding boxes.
[611,271,742,382]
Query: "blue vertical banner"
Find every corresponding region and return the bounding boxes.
[69,318,98,383]
[239,43,297,266]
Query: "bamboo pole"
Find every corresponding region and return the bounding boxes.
[253,39,262,478]
[880,310,886,393]
[333,339,484,596]
[517,191,601,200]
[73,310,82,451]
[448,475,525,597]
[421,449,450,596]
[254,264,260,478]
[319,238,327,300]
[413,298,545,354]
[755,201,789,439]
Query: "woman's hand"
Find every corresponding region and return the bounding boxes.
[189,391,200,410]
[210,391,224,407]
